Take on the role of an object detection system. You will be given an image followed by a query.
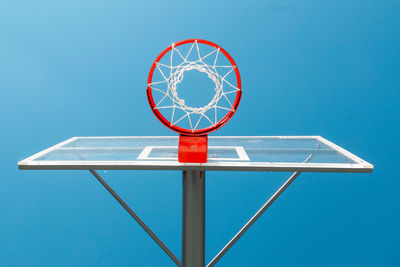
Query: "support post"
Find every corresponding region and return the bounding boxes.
[182,170,205,267]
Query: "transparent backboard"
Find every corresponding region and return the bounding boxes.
[18,136,373,172]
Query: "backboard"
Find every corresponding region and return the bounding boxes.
[18,136,373,172]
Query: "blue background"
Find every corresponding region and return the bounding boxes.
[1,0,399,266]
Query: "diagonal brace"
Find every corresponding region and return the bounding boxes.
[207,171,302,267]
[89,170,181,267]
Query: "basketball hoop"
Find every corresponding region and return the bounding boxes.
[147,39,242,162]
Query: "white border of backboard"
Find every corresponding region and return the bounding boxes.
[18,136,373,173]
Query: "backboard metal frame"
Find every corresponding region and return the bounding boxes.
[18,136,373,173]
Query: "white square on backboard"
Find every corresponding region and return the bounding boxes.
[137,146,250,161]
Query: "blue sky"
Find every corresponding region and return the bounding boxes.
[1,0,399,266]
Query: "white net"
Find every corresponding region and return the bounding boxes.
[148,40,241,133]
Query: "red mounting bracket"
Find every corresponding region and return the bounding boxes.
[178,134,208,163]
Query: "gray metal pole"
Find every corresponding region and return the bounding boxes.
[182,170,205,267]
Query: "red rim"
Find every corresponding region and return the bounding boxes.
[147,39,242,135]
